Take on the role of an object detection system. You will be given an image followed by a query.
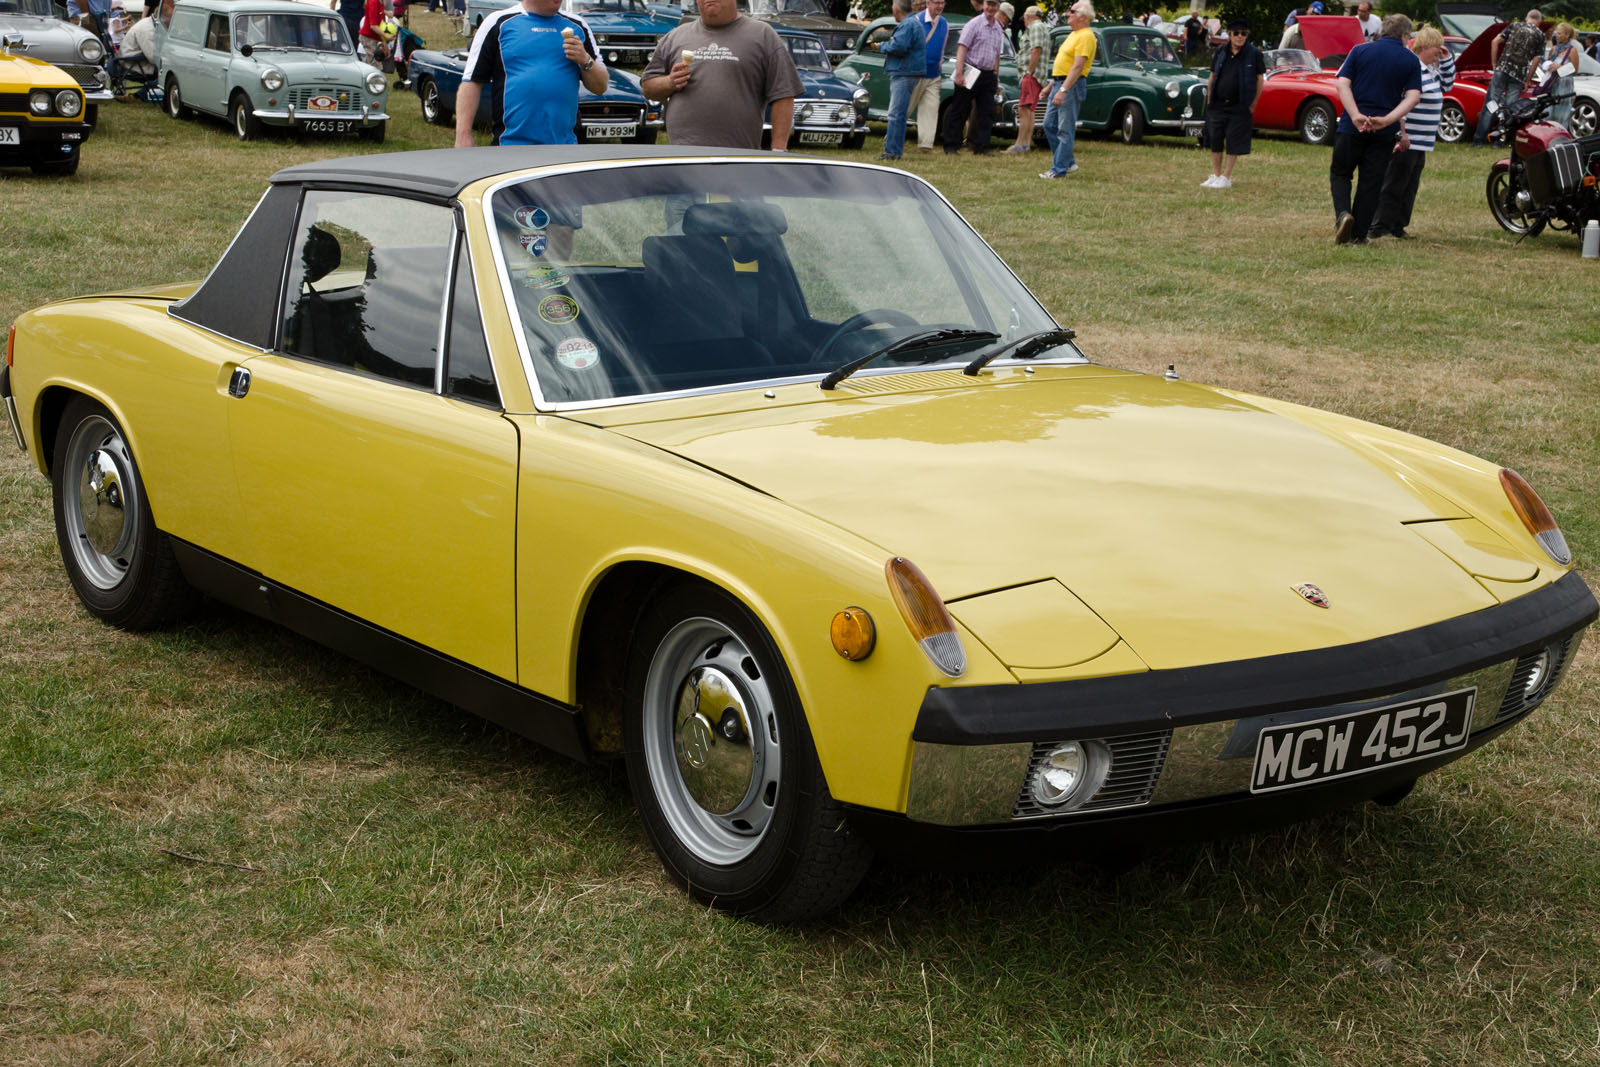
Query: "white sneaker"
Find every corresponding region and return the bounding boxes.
[1214,175,1233,189]
[1201,174,1220,187]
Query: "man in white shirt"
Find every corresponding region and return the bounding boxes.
[1355,1,1381,41]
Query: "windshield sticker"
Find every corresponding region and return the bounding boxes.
[522,264,569,289]
[513,206,550,230]
[538,294,580,325]
[519,232,549,257]
[555,338,599,370]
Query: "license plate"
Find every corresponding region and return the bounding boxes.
[0,127,18,145]
[1250,688,1475,794]
[302,119,353,133]
[798,130,843,145]
[583,122,636,140]
[1183,121,1203,136]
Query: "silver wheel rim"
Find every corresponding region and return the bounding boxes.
[1438,105,1464,143]
[422,82,438,121]
[167,80,180,116]
[1574,101,1597,138]
[234,101,248,138]
[1121,107,1136,141]
[1304,105,1330,143]
[1488,171,1532,234]
[62,414,141,592]
[642,617,782,866]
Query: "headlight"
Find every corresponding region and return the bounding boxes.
[366,70,387,95]
[1499,468,1572,565]
[1165,80,1180,98]
[261,67,285,91]
[30,90,51,114]
[798,101,814,121]
[55,89,81,116]
[1027,740,1111,810]
[78,35,103,63]
[851,86,869,109]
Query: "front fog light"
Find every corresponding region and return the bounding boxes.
[1523,648,1551,698]
[1028,740,1109,809]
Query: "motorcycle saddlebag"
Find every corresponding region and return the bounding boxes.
[1525,140,1583,210]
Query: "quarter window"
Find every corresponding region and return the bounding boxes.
[205,13,231,51]
[445,241,499,407]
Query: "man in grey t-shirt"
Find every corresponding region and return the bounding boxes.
[640,0,803,149]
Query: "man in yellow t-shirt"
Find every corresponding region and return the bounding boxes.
[1040,0,1096,178]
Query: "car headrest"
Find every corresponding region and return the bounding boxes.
[300,225,342,284]
[682,201,788,238]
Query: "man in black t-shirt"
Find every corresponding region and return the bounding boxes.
[1201,19,1263,190]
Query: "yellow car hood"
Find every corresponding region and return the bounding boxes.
[604,368,1528,671]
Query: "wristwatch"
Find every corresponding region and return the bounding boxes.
[582,57,595,72]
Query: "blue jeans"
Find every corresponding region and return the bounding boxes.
[1474,70,1515,145]
[1042,78,1086,174]
[885,76,916,157]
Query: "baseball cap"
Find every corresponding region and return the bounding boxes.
[998,2,1014,17]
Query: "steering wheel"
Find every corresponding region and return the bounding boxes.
[813,307,920,365]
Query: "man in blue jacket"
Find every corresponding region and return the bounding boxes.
[1329,13,1421,243]
[877,0,928,160]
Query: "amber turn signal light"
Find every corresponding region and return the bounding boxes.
[830,607,876,661]
[885,557,966,677]
[1500,468,1571,566]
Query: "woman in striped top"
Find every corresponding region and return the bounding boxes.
[1371,26,1455,241]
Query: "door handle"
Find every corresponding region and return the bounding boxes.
[228,366,251,398]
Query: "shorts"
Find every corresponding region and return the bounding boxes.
[1204,106,1253,156]
[1019,74,1043,109]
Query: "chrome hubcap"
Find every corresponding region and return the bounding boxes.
[644,617,781,865]
[63,416,140,591]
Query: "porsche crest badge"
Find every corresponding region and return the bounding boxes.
[1292,583,1330,608]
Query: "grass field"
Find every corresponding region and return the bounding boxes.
[3,24,1598,1064]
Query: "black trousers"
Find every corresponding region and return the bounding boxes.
[1373,148,1426,235]
[943,68,998,153]
[1329,127,1398,239]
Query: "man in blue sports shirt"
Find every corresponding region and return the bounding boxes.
[455,0,609,147]
[1328,13,1420,244]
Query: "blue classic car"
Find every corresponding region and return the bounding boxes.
[463,0,676,67]
[411,47,663,142]
[766,27,867,149]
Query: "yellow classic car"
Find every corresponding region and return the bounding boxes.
[0,32,93,175]
[4,147,1594,921]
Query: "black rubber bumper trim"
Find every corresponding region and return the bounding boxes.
[912,570,1597,745]
[170,538,590,762]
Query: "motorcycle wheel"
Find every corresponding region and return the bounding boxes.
[1486,166,1545,237]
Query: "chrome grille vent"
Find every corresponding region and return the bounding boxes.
[1013,731,1171,819]
[796,99,852,126]
[59,63,103,90]
[597,33,656,46]
[1492,633,1579,726]
[579,101,643,122]
[287,86,357,110]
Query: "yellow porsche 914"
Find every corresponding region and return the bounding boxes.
[4,147,1593,920]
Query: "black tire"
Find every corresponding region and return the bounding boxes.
[30,152,80,176]
[1486,166,1545,237]
[230,92,261,141]
[1572,97,1598,138]
[165,74,187,119]
[1115,102,1145,145]
[51,397,193,630]
[85,103,98,127]
[419,76,450,125]
[631,127,660,144]
[358,120,386,143]
[1298,98,1335,146]
[841,131,865,150]
[1436,101,1466,144]
[623,581,872,922]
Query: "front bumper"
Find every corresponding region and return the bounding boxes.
[1,364,25,451]
[0,118,93,164]
[904,571,1596,828]
[254,106,389,129]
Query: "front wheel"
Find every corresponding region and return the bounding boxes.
[51,397,193,630]
[623,581,872,922]
[1437,101,1466,144]
[31,152,79,176]
[358,120,386,143]
[1486,165,1545,237]
[419,77,450,124]
[1299,98,1335,146]
[1115,102,1145,145]
[1571,97,1598,138]
[231,92,261,141]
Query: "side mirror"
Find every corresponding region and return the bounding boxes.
[239,42,252,56]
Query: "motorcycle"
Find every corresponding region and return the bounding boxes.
[1485,82,1600,241]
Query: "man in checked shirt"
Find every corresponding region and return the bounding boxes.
[942,0,1007,154]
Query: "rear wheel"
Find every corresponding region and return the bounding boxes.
[1437,101,1466,143]
[419,76,449,124]
[623,581,872,922]
[1298,98,1335,146]
[165,75,187,119]
[51,397,193,630]
[230,92,261,140]
[1486,166,1545,237]
[1115,102,1145,145]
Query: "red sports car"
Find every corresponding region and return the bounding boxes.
[1251,16,1485,145]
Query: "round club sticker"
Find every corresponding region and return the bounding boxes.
[518,232,548,257]
[555,338,599,370]
[522,264,569,290]
[513,206,550,230]
[538,294,580,325]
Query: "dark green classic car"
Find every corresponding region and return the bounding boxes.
[1037,22,1207,144]
[832,15,1021,136]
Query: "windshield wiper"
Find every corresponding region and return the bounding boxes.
[819,328,999,391]
[961,327,1077,376]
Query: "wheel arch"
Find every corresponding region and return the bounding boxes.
[32,383,137,478]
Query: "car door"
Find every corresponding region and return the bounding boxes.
[226,189,520,680]
[193,11,232,113]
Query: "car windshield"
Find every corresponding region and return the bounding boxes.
[784,33,830,69]
[1105,30,1179,64]
[12,0,58,16]
[235,12,352,52]
[749,0,829,16]
[572,0,650,13]
[1264,48,1316,70]
[487,162,1080,408]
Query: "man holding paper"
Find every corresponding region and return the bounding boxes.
[1040,0,1095,178]
[942,0,1007,154]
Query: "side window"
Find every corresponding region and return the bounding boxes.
[206,13,230,51]
[170,8,207,44]
[445,240,500,407]
[280,190,455,390]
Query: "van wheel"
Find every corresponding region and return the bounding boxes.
[231,92,261,140]
[165,75,187,119]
